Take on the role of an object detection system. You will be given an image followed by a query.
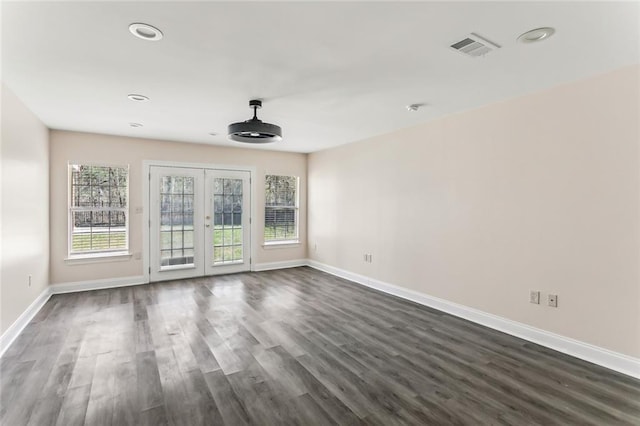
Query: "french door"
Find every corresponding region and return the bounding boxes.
[149,166,251,282]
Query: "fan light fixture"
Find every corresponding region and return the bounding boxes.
[228,100,282,143]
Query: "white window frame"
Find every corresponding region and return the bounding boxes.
[67,162,130,259]
[264,175,299,246]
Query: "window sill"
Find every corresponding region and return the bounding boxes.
[262,240,300,249]
[65,251,132,265]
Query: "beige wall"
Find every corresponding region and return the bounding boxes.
[1,84,50,335]
[50,131,307,284]
[308,65,640,358]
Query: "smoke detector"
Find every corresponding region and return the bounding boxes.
[450,33,500,57]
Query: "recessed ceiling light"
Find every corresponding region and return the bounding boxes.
[208,132,218,136]
[129,122,143,128]
[517,27,555,44]
[129,23,163,41]
[127,94,149,102]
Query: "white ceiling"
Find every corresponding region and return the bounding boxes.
[3,1,639,153]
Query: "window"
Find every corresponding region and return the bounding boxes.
[264,175,299,243]
[69,164,129,256]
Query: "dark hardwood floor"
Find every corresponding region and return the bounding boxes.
[1,266,638,425]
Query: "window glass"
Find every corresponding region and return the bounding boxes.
[264,175,299,243]
[69,164,129,255]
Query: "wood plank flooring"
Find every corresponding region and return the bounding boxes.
[1,266,639,425]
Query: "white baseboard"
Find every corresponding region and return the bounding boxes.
[307,259,640,379]
[0,287,52,358]
[306,259,370,286]
[254,259,308,272]
[50,275,146,294]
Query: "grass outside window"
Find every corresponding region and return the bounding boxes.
[71,230,126,252]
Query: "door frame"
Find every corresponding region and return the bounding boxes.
[142,160,257,284]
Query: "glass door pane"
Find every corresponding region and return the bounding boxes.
[212,177,243,264]
[160,175,195,268]
[205,170,251,275]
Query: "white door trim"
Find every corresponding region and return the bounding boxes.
[142,160,257,283]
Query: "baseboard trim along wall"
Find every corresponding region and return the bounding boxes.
[49,275,147,294]
[306,259,640,380]
[0,287,52,357]
[254,259,308,272]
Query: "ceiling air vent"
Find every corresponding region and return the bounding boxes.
[450,33,500,57]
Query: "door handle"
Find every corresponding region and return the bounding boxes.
[205,224,210,228]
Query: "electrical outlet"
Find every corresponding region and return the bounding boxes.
[529,290,540,304]
[548,294,558,307]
